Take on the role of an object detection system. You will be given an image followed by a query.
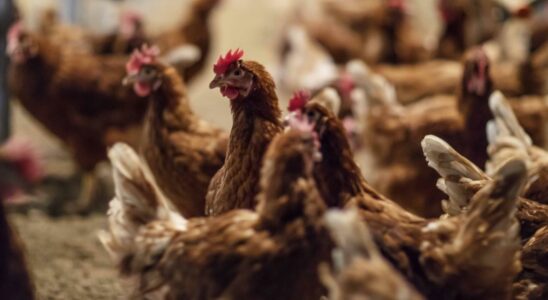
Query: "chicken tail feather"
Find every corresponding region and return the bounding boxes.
[486,90,533,177]
[99,143,186,266]
[422,135,489,215]
[421,159,525,298]
[487,90,532,147]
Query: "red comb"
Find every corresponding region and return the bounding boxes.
[126,44,160,75]
[288,90,311,112]
[7,21,23,43]
[213,49,244,75]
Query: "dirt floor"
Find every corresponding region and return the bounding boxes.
[11,213,124,300]
[8,0,295,298]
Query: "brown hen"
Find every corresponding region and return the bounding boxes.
[151,0,222,82]
[101,122,330,300]
[320,209,425,300]
[7,22,148,210]
[359,48,546,217]
[38,8,147,56]
[293,95,524,299]
[123,45,227,217]
[206,49,283,216]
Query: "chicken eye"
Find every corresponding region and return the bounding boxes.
[233,69,242,77]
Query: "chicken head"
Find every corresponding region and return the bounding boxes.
[123,44,162,97]
[6,21,38,64]
[209,49,254,100]
[463,47,492,96]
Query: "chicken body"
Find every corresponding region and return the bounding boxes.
[359,48,547,217]
[38,0,221,81]
[321,209,425,300]
[376,42,548,105]
[206,59,283,216]
[38,8,146,56]
[294,0,440,65]
[298,98,523,299]
[151,0,221,82]
[8,30,147,173]
[102,128,331,300]
[136,64,227,217]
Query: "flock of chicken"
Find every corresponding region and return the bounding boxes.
[1,0,548,299]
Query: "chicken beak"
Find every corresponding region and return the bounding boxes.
[209,75,224,89]
[122,73,139,86]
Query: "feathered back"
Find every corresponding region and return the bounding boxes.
[320,209,425,300]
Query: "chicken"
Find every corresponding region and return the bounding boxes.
[437,0,504,59]
[421,134,548,240]
[100,119,331,300]
[151,0,222,82]
[421,106,548,299]
[418,158,524,299]
[486,91,548,204]
[320,209,425,300]
[206,49,283,216]
[518,225,548,299]
[373,38,548,105]
[294,0,388,65]
[0,138,42,300]
[530,2,548,53]
[7,22,149,211]
[94,10,148,56]
[39,0,221,82]
[293,93,525,299]
[277,30,368,146]
[390,0,443,63]
[294,0,441,64]
[279,24,339,94]
[356,48,491,216]
[373,59,462,105]
[356,48,546,217]
[493,40,548,97]
[38,8,146,56]
[122,45,227,217]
